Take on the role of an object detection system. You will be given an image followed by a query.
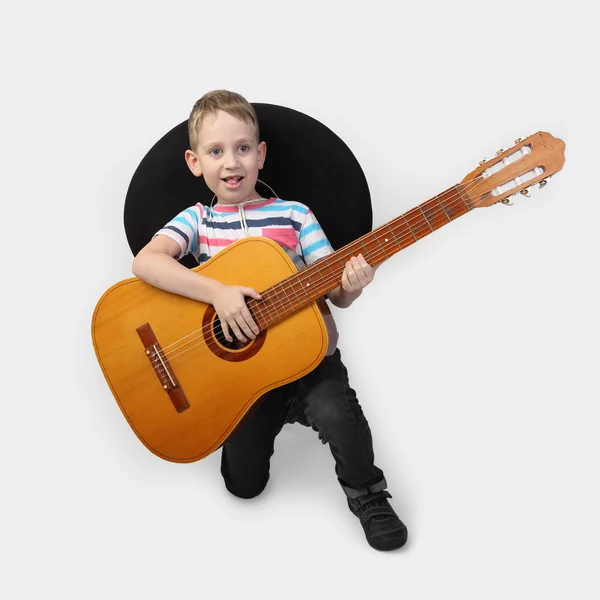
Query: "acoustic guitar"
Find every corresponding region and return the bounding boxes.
[92,131,565,463]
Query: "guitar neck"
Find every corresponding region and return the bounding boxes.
[249,183,471,330]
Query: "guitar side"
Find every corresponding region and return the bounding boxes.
[92,237,329,462]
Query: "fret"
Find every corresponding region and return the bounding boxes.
[260,295,277,328]
[305,278,319,303]
[435,194,452,222]
[280,280,297,312]
[385,223,402,251]
[357,239,370,260]
[272,278,307,326]
[440,185,468,220]
[456,184,471,211]
[312,259,330,299]
[402,215,419,243]
[269,287,285,319]
[300,276,317,301]
[418,205,434,232]
[248,299,264,331]
[287,275,305,309]
[405,209,430,240]
[421,199,447,230]
[321,256,339,295]
[369,233,389,263]
[302,277,315,303]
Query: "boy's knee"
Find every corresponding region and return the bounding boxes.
[220,446,271,499]
[306,394,351,427]
[224,476,269,499]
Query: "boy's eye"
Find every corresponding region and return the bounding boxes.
[210,148,222,156]
[239,145,249,152]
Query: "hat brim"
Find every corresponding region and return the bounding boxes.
[124,103,372,269]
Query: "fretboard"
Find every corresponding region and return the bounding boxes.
[249,184,471,330]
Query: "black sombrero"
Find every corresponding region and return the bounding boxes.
[124,103,372,269]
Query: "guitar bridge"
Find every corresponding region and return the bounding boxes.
[136,323,190,413]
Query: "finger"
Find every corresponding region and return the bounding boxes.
[343,262,358,291]
[350,257,365,278]
[241,307,260,336]
[242,287,262,300]
[228,319,247,343]
[234,314,255,341]
[357,254,372,272]
[349,259,370,288]
[220,319,233,343]
[341,268,352,292]
[354,256,373,283]
[349,258,363,281]
[356,264,371,284]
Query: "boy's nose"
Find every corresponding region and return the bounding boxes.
[223,152,240,168]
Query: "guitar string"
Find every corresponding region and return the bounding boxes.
[151,172,489,361]
[149,178,482,361]
[148,175,493,368]
[150,175,488,367]
[150,175,490,367]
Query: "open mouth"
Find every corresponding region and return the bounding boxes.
[223,176,244,187]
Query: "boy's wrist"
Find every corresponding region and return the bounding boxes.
[341,287,362,303]
[330,285,362,308]
[200,276,224,305]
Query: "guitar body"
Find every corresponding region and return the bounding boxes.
[93,132,565,464]
[92,237,328,463]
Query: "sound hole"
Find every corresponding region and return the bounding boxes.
[213,316,252,350]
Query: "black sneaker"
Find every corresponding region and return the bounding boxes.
[347,490,408,551]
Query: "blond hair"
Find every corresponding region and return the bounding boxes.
[188,90,260,151]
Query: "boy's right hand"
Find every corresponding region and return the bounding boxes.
[210,283,262,343]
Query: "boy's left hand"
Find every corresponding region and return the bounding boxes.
[341,254,379,293]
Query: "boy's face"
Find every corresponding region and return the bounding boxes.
[185,110,266,205]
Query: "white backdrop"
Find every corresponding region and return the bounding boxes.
[3,1,599,598]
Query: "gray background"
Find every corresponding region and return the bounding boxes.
[2,1,598,598]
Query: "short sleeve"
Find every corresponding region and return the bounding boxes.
[299,209,334,266]
[153,204,204,260]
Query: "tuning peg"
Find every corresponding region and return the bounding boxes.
[479,158,487,166]
[520,188,531,198]
[539,179,548,188]
[500,197,513,206]
[514,137,523,145]
[496,148,507,156]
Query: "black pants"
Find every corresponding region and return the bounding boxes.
[220,348,385,499]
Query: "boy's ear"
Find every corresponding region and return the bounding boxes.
[184,149,202,177]
[258,141,267,170]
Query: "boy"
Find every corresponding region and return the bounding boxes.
[132,90,408,551]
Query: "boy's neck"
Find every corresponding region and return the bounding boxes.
[216,196,264,207]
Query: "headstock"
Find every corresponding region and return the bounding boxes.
[460,132,565,208]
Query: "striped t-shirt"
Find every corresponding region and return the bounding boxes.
[154,196,339,355]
